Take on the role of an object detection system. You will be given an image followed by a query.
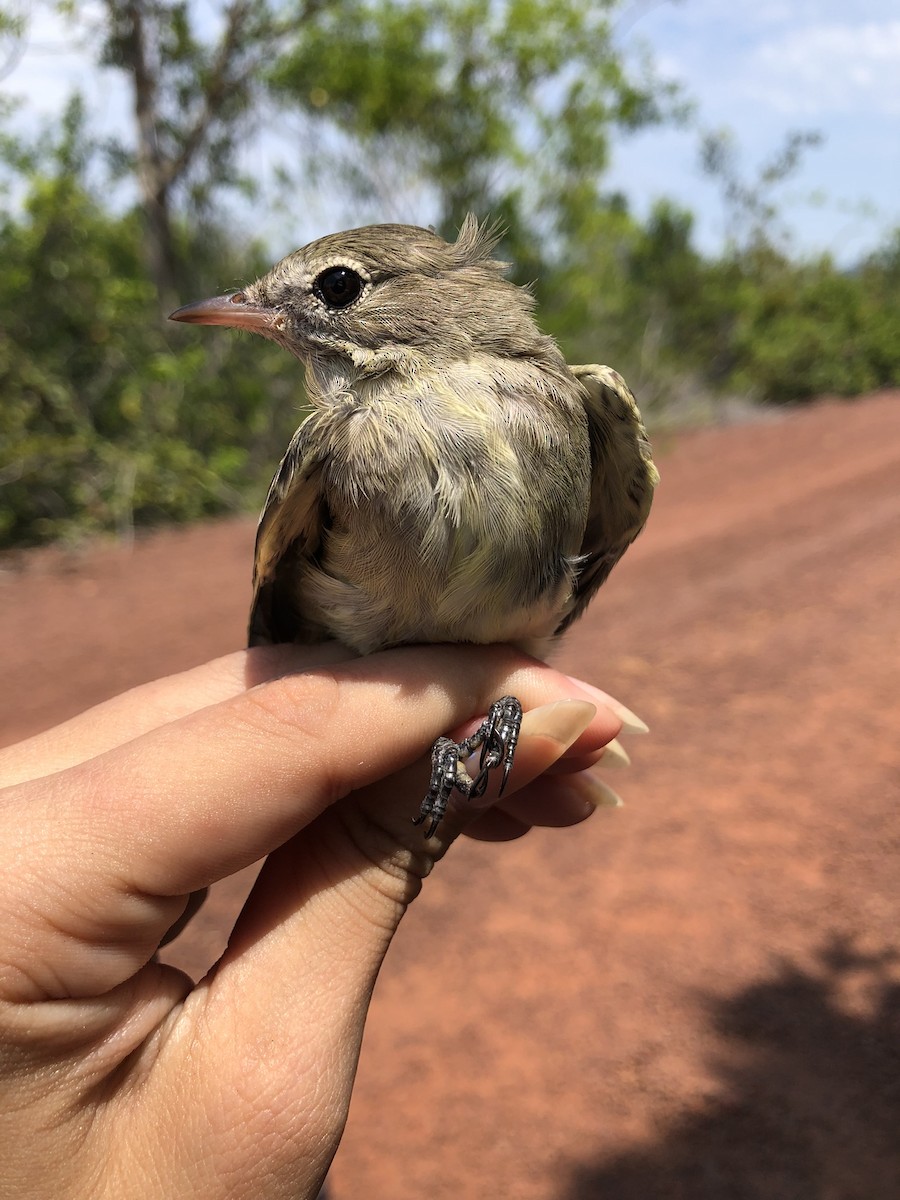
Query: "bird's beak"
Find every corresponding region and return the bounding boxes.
[168,291,278,334]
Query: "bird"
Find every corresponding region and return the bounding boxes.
[170,216,658,835]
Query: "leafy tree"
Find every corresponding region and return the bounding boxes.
[96,0,294,306]
[0,98,303,546]
[268,0,681,267]
[39,0,680,298]
[722,249,900,403]
[1,1,897,549]
[1,0,684,547]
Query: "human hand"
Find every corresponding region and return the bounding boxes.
[0,644,633,1198]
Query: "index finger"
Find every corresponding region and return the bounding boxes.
[0,644,353,786]
[0,644,622,1000]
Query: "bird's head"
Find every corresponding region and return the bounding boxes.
[169,215,556,378]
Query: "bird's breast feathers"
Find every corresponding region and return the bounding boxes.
[288,359,592,652]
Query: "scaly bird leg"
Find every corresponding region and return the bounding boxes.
[414,696,523,837]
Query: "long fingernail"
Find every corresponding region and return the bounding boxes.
[600,737,631,769]
[523,699,597,750]
[561,773,624,810]
[564,678,649,734]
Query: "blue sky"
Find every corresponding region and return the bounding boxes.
[606,0,900,262]
[5,1,900,263]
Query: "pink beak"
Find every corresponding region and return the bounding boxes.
[169,291,278,334]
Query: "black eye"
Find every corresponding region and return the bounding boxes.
[313,266,363,309]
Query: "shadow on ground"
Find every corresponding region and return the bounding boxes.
[564,936,900,1200]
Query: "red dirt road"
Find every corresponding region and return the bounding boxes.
[2,392,899,1198]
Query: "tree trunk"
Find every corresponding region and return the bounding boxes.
[112,0,181,308]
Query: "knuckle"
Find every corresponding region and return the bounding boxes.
[237,668,344,749]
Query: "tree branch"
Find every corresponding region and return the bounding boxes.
[161,0,332,191]
[160,0,255,192]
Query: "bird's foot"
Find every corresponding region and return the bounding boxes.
[413,696,523,837]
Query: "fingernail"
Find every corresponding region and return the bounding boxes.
[561,773,625,811]
[523,699,597,750]
[599,737,631,769]
[609,704,649,736]
[564,677,649,734]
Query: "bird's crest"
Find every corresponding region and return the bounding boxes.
[452,214,508,273]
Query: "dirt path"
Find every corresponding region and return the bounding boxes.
[2,392,898,1199]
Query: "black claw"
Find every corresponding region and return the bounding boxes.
[416,695,523,835]
[469,766,490,799]
[413,806,444,838]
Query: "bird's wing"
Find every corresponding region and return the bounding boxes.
[556,364,659,635]
[248,418,328,646]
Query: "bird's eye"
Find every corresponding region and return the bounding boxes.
[313,266,364,309]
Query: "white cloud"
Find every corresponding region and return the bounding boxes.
[750,20,900,114]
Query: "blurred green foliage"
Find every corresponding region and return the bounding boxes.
[538,195,900,414]
[267,0,680,266]
[0,1,898,550]
[0,100,304,546]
